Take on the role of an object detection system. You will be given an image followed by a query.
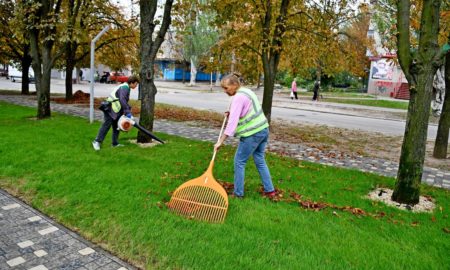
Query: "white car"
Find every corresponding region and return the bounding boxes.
[8,65,35,83]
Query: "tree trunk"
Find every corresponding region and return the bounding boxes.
[65,66,74,100]
[138,64,157,143]
[139,0,173,143]
[36,48,52,119]
[139,7,156,143]
[259,0,288,124]
[261,54,275,124]
[392,70,434,204]
[189,57,197,86]
[20,54,32,95]
[231,51,235,73]
[256,73,261,90]
[392,0,442,205]
[65,42,78,100]
[433,54,450,158]
[26,0,62,119]
[215,70,221,86]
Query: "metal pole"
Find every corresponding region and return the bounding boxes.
[209,57,214,92]
[210,71,213,92]
[89,25,111,123]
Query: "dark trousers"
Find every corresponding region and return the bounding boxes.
[95,111,120,146]
[312,90,318,101]
[293,92,298,99]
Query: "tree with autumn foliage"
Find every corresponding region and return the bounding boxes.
[0,0,33,95]
[24,0,64,119]
[282,2,372,84]
[138,0,174,143]
[172,0,219,86]
[211,0,368,123]
[59,0,138,100]
[393,0,449,204]
[211,0,292,123]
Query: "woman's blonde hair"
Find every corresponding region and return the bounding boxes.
[221,72,241,87]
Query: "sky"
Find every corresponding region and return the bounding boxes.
[114,0,167,19]
[114,0,138,18]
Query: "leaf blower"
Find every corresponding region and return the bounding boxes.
[117,115,165,144]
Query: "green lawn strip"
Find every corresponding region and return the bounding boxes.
[284,92,409,110]
[293,91,375,98]
[0,102,448,270]
[322,98,409,110]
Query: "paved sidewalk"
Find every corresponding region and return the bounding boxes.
[0,190,136,270]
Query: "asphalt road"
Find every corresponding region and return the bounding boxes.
[0,77,439,138]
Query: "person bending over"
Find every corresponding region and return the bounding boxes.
[92,75,139,150]
[214,73,276,198]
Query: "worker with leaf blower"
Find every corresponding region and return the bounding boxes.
[214,73,276,199]
[92,75,139,150]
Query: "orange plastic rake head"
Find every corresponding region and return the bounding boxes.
[167,160,228,223]
[167,117,229,223]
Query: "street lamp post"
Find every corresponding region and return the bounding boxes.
[210,57,214,92]
[89,25,111,123]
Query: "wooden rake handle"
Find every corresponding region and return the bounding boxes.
[210,115,228,163]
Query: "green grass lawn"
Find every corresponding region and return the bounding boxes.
[322,98,409,110]
[296,91,375,99]
[291,92,409,110]
[0,102,448,270]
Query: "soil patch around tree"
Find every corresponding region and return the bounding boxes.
[367,188,435,213]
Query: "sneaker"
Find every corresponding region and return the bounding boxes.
[92,140,100,151]
[230,194,244,199]
[263,191,276,198]
[112,144,124,148]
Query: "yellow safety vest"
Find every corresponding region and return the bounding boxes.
[235,87,269,137]
[106,83,129,113]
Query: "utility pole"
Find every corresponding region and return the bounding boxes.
[210,57,214,92]
[89,25,111,123]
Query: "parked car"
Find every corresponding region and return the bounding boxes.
[108,72,128,83]
[8,65,35,83]
[100,71,110,83]
[0,68,8,77]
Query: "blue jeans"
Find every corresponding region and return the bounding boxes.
[234,128,274,197]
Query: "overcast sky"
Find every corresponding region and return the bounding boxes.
[115,0,138,18]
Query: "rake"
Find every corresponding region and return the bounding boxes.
[167,116,229,223]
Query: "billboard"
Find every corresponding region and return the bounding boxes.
[371,59,394,80]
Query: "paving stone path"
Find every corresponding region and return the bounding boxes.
[1,94,449,269]
[0,190,136,270]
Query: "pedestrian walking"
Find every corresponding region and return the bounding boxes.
[312,80,320,101]
[214,73,276,198]
[79,70,83,81]
[92,75,139,150]
[291,78,298,100]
